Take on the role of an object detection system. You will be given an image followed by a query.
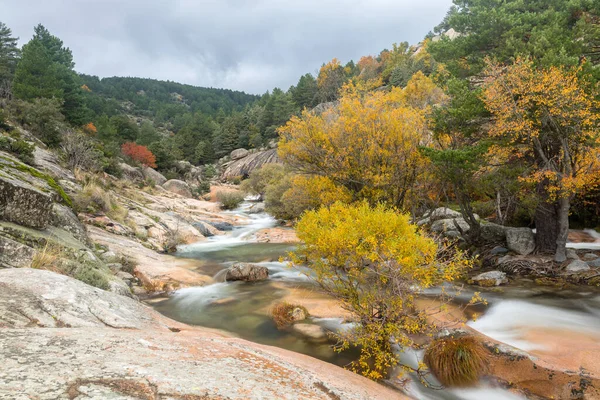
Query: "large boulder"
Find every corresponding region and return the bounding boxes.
[471,271,508,286]
[163,179,192,198]
[431,218,470,234]
[292,323,327,341]
[0,236,36,268]
[221,148,281,180]
[566,259,590,272]
[118,162,143,182]
[142,166,167,186]
[506,228,535,256]
[175,160,193,173]
[429,207,462,222]
[225,262,269,282]
[480,222,507,243]
[230,148,249,160]
[50,203,89,246]
[0,175,53,229]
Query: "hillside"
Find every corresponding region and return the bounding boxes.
[80,75,258,123]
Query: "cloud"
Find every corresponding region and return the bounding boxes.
[1,0,452,93]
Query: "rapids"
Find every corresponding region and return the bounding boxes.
[148,202,600,399]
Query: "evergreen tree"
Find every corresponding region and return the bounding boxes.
[0,21,20,96]
[13,24,86,124]
[292,73,318,109]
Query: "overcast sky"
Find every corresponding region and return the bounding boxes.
[1,0,452,94]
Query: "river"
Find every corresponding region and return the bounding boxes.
[148,202,600,399]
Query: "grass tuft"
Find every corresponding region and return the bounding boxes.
[424,335,488,387]
[271,302,308,329]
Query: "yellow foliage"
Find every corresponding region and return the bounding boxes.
[278,83,431,210]
[281,175,352,218]
[401,71,447,110]
[290,201,471,380]
[482,57,600,200]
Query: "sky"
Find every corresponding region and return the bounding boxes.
[1,0,453,94]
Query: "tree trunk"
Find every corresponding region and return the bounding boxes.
[534,178,559,254]
[555,196,570,263]
[455,185,481,242]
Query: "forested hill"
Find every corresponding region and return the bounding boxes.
[80,75,258,125]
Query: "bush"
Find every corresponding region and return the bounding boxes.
[73,264,110,291]
[216,190,245,210]
[271,302,308,329]
[291,201,472,380]
[424,335,488,387]
[193,181,211,196]
[240,163,287,197]
[203,164,217,180]
[0,135,34,164]
[61,129,103,171]
[121,142,157,168]
[9,98,65,147]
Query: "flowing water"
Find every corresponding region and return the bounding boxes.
[148,203,600,399]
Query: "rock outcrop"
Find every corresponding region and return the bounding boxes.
[118,162,144,182]
[0,175,53,229]
[163,179,193,198]
[231,148,250,160]
[225,262,269,282]
[221,148,280,180]
[0,268,405,400]
[142,166,167,185]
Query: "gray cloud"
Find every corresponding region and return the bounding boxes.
[1,0,452,93]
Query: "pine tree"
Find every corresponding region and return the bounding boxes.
[13,24,86,124]
[0,21,20,96]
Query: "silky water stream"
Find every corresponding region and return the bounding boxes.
[148,203,600,399]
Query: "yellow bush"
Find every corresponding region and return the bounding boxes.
[291,201,471,380]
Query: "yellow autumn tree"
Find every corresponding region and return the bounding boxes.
[482,57,600,261]
[278,81,433,210]
[316,58,347,102]
[290,201,472,380]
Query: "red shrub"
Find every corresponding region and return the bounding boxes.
[121,142,157,168]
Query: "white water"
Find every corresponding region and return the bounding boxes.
[153,203,600,400]
[178,209,277,253]
[469,299,600,351]
[567,229,600,250]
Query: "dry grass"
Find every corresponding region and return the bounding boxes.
[30,243,63,272]
[423,335,488,387]
[73,182,127,222]
[271,302,308,329]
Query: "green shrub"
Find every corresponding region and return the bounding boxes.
[0,136,34,164]
[9,98,65,147]
[240,163,287,197]
[216,190,245,210]
[74,264,110,290]
[193,181,211,196]
[203,164,217,180]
